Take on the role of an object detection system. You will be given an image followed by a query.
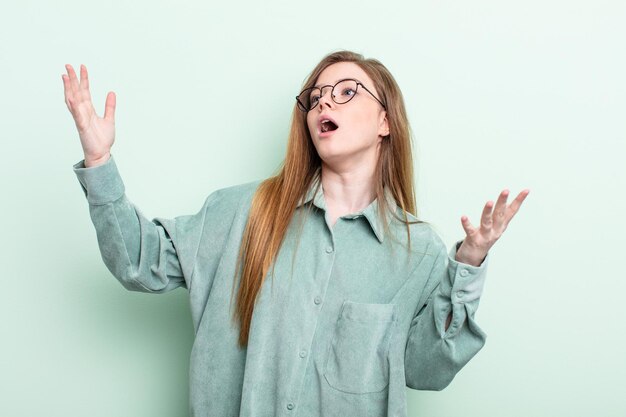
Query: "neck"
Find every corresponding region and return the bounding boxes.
[320,160,377,214]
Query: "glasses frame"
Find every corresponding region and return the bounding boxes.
[296,78,387,112]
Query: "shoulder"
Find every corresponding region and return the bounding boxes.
[208,179,264,205]
[196,179,264,220]
[389,208,447,256]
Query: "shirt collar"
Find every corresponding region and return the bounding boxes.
[296,176,398,243]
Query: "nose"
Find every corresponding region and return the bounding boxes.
[317,86,334,110]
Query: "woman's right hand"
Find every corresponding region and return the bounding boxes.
[62,64,116,167]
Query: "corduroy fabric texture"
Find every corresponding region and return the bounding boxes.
[73,155,489,417]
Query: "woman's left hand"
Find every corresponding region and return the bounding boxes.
[455,189,530,266]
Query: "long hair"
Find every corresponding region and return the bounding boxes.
[232,50,422,347]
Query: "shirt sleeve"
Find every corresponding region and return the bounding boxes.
[404,238,489,390]
[73,155,207,293]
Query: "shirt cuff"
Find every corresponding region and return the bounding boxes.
[447,240,489,303]
[72,154,125,205]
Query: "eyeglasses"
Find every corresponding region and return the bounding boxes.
[296,78,386,112]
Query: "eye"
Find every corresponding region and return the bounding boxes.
[309,90,321,104]
[341,88,356,97]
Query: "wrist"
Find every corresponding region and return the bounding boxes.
[84,152,111,168]
[455,242,486,267]
[454,254,483,267]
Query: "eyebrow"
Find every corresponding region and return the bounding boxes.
[313,78,362,88]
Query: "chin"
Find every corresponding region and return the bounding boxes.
[317,148,358,166]
[314,139,344,156]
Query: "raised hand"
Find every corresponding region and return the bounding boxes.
[455,189,530,266]
[62,64,116,167]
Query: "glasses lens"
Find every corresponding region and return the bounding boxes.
[332,80,358,104]
[308,87,322,110]
[297,87,319,111]
[296,94,308,111]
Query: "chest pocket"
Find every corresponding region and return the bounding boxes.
[324,300,397,394]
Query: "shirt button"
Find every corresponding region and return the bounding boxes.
[299,350,307,358]
[314,296,322,305]
[459,269,469,277]
[287,403,295,410]
[325,246,333,253]
[456,290,465,298]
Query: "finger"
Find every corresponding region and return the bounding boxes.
[62,73,72,108]
[460,215,475,237]
[65,64,79,95]
[104,91,116,121]
[506,189,530,220]
[63,71,81,114]
[81,64,90,91]
[79,64,94,104]
[63,66,76,108]
[492,189,509,229]
[480,200,494,230]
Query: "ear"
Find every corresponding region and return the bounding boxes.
[378,112,390,137]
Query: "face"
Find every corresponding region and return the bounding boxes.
[305,62,389,168]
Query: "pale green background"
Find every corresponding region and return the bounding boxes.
[1,0,625,416]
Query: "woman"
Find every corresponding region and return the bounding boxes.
[63,50,528,417]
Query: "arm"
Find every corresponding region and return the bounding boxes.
[404,186,529,390]
[445,240,486,331]
[73,154,205,293]
[64,65,207,293]
[404,239,488,391]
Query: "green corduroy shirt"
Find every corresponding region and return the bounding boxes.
[73,154,489,417]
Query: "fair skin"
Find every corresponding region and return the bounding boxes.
[304,62,529,267]
[306,62,389,229]
[63,62,529,330]
[62,64,115,168]
[303,62,529,330]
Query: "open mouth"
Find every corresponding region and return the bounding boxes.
[320,120,338,133]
